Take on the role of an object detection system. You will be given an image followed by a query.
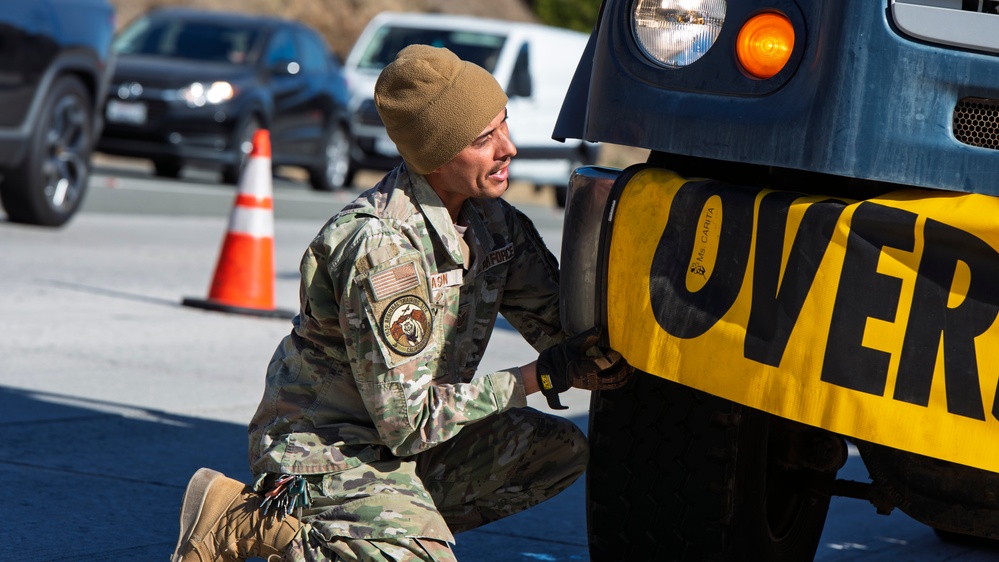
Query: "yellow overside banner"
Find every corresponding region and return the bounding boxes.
[607,167,999,473]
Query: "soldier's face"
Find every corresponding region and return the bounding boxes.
[426,109,517,220]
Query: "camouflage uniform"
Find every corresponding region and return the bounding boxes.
[247,165,588,561]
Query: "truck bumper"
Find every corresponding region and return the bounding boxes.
[559,165,622,337]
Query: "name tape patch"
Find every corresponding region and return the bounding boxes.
[430,269,463,299]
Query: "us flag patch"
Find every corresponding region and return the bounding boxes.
[369,262,419,301]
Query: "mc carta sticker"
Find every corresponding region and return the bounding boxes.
[606,167,999,473]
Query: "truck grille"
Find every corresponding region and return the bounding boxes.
[953,97,999,149]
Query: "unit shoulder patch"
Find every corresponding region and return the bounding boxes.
[380,295,433,356]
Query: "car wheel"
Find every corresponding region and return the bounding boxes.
[153,158,182,179]
[587,373,836,561]
[222,117,260,185]
[1,75,93,226]
[309,124,354,191]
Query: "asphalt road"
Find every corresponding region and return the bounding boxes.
[1,158,998,561]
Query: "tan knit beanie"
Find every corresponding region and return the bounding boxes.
[374,45,509,175]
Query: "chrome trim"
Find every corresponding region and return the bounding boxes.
[559,165,621,336]
[892,0,999,55]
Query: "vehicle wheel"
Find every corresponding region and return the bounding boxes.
[587,373,835,561]
[0,75,93,226]
[153,158,182,179]
[222,117,260,185]
[309,124,354,191]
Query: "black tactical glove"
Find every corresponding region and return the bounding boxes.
[536,327,634,410]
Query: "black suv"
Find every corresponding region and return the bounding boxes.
[0,0,116,227]
[97,8,353,191]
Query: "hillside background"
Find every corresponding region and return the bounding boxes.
[105,0,647,172]
[109,0,581,59]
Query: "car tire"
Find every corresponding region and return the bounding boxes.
[153,158,182,179]
[587,373,834,561]
[1,75,93,227]
[222,116,261,185]
[309,124,354,191]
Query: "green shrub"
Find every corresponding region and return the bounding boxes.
[531,0,602,33]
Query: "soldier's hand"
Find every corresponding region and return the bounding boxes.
[536,327,634,410]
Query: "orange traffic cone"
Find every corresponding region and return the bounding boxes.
[183,130,295,319]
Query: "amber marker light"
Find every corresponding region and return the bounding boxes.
[736,12,795,79]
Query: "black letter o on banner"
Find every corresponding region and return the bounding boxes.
[649,180,760,338]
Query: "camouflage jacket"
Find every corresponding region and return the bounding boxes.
[247,166,564,537]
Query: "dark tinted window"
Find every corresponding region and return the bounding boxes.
[358,26,505,72]
[963,0,999,13]
[508,43,532,97]
[297,30,329,73]
[114,15,260,64]
[264,28,299,67]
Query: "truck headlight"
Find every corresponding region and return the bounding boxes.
[632,0,727,68]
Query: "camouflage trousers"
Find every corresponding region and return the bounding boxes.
[280,407,588,562]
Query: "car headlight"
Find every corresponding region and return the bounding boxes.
[632,0,727,68]
[179,81,235,107]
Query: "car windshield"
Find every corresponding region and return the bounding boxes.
[357,26,506,72]
[114,15,261,65]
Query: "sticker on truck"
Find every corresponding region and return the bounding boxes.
[607,167,999,473]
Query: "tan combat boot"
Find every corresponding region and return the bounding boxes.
[171,468,302,562]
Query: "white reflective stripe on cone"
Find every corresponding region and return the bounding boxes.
[238,158,273,199]
[229,206,275,237]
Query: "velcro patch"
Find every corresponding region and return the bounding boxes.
[429,269,463,299]
[481,243,514,271]
[369,262,419,302]
[540,373,554,391]
[380,295,433,356]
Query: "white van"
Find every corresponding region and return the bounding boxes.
[343,12,598,206]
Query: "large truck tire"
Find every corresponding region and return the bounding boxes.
[587,372,836,561]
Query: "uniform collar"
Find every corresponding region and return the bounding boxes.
[406,166,467,268]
